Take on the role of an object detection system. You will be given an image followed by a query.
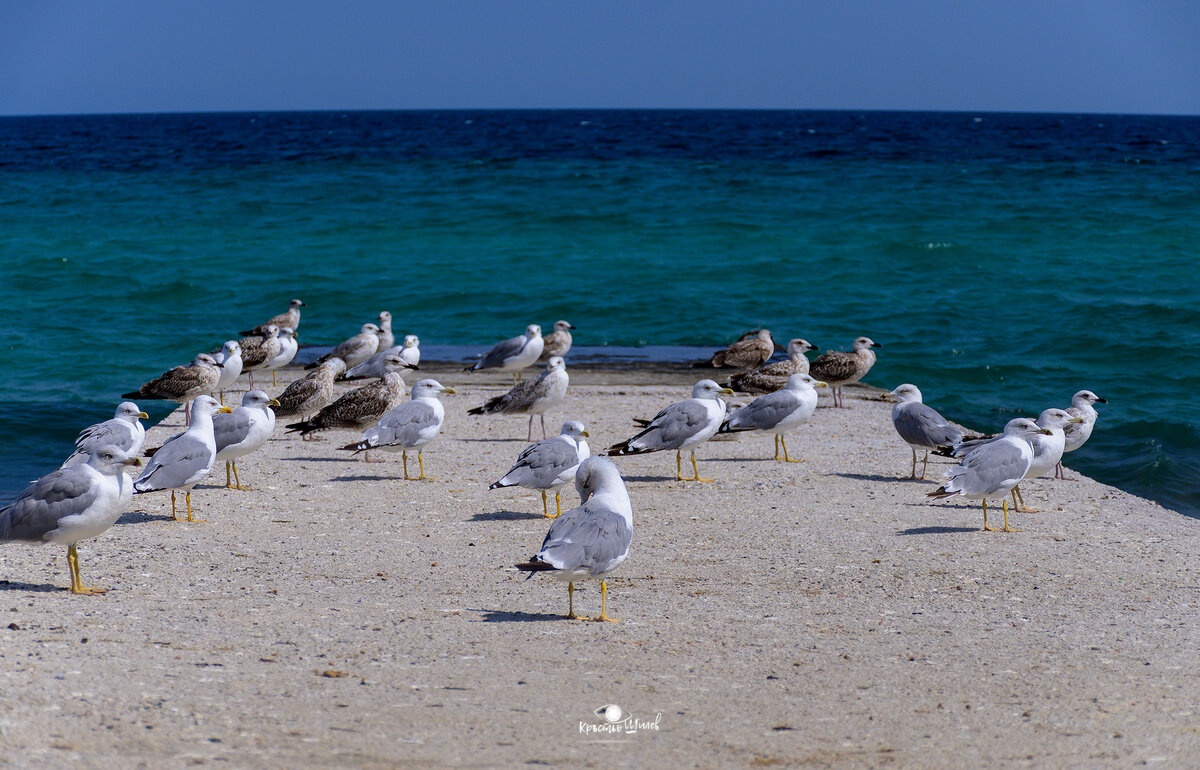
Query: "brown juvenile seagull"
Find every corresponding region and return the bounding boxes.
[729,338,817,394]
[305,323,382,370]
[285,356,413,459]
[699,329,775,369]
[809,336,881,408]
[538,320,575,361]
[241,298,305,337]
[238,325,282,389]
[272,358,347,440]
[123,353,222,426]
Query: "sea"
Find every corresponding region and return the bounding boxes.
[1,110,1197,516]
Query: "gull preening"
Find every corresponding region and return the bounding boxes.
[286,356,413,450]
[123,353,222,425]
[729,338,817,394]
[490,420,591,518]
[62,402,148,467]
[515,457,633,622]
[889,384,963,480]
[719,373,824,462]
[604,380,732,482]
[338,379,455,479]
[464,324,544,382]
[1,445,141,595]
[1058,390,1108,480]
[212,340,244,404]
[305,323,382,370]
[539,321,575,361]
[241,298,304,337]
[272,358,347,440]
[810,337,881,408]
[239,325,282,389]
[213,390,279,490]
[700,329,775,369]
[926,417,1052,533]
[468,356,569,440]
[134,395,232,522]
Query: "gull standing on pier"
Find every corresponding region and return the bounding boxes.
[700,329,775,369]
[464,324,544,382]
[718,374,825,462]
[337,379,455,478]
[123,353,222,425]
[212,340,244,404]
[490,420,591,518]
[809,337,881,408]
[539,321,575,361]
[305,323,381,370]
[729,338,817,394]
[515,457,633,622]
[604,380,732,482]
[468,356,569,441]
[241,299,304,337]
[889,384,963,480]
[213,390,279,490]
[272,359,347,440]
[376,311,395,350]
[134,395,231,522]
[62,402,148,467]
[1,445,141,595]
[1057,390,1108,480]
[264,327,298,386]
[286,356,413,451]
[239,325,282,389]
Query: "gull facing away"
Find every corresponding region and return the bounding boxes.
[305,323,382,370]
[468,356,569,441]
[134,395,232,522]
[604,380,733,482]
[889,384,964,480]
[123,353,222,425]
[264,327,298,387]
[926,417,1052,533]
[285,356,414,455]
[729,338,817,394]
[337,379,456,479]
[239,325,282,389]
[342,335,422,381]
[539,321,575,361]
[241,298,305,337]
[464,324,544,382]
[1058,390,1108,480]
[1,445,141,595]
[718,374,825,462]
[272,358,346,440]
[699,329,775,369]
[809,337,881,408]
[62,402,148,467]
[515,457,632,622]
[490,420,591,519]
[213,390,279,490]
[377,311,395,350]
[212,340,244,404]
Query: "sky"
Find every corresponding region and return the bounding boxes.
[2,0,1199,116]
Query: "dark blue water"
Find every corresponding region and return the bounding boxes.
[1,110,1197,514]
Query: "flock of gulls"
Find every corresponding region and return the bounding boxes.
[0,302,1107,621]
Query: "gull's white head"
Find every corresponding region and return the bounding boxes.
[853,337,881,351]
[693,379,735,400]
[264,325,280,338]
[1072,390,1108,407]
[560,420,589,439]
[1003,417,1052,437]
[191,394,230,419]
[116,402,148,422]
[289,299,305,309]
[526,324,543,338]
[573,456,625,498]
[404,335,420,348]
[221,340,242,356]
[553,320,575,332]
[381,354,415,374]
[277,327,295,340]
[1038,408,1083,429]
[411,379,455,398]
[890,384,923,403]
[87,444,142,475]
[787,338,816,357]
[241,390,279,410]
[546,356,566,371]
[787,373,825,391]
[194,353,222,368]
[378,311,392,326]
[361,323,381,335]
[756,329,773,341]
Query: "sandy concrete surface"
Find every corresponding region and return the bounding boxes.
[1,364,1197,768]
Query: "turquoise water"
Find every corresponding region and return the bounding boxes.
[1,110,1197,514]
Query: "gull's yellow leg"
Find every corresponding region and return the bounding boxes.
[593,579,619,623]
[272,370,278,387]
[1012,485,1039,513]
[233,461,249,491]
[540,490,549,518]
[689,451,715,482]
[774,435,781,461]
[186,491,205,523]
[780,435,802,463]
[402,451,411,480]
[170,490,179,521]
[225,461,232,488]
[566,582,589,620]
[555,492,562,519]
[910,448,918,479]
[921,450,929,481]
[982,499,999,532]
[67,544,107,596]
[418,451,433,480]
[219,391,225,406]
[1002,499,1023,533]
[675,450,684,481]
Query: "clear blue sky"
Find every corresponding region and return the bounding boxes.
[3,0,1199,116]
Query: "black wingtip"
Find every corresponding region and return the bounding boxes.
[515,559,552,572]
[467,406,486,416]
[925,487,953,499]
[121,391,140,399]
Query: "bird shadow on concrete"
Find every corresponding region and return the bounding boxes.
[622,475,677,483]
[0,579,63,594]
[897,525,980,536]
[117,510,179,525]
[473,609,565,623]
[457,437,528,443]
[470,510,544,522]
[331,474,402,483]
[279,456,352,463]
[828,472,927,484]
[707,456,776,463]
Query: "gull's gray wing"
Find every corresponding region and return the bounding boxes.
[344,346,401,380]
[0,466,100,542]
[894,403,963,449]
[501,438,579,487]
[537,504,632,575]
[476,335,526,369]
[376,400,439,447]
[135,435,213,491]
[477,377,543,414]
[724,389,800,432]
[948,439,1029,495]
[635,400,712,449]
[213,411,253,454]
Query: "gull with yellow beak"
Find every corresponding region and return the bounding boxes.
[338,379,455,479]
[604,380,733,482]
[490,420,591,518]
[62,401,149,467]
[718,374,825,462]
[134,395,232,522]
[213,390,280,490]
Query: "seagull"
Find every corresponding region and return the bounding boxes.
[377,311,395,350]
[604,380,732,482]
[699,329,775,369]
[213,390,279,490]
[305,323,381,370]
[468,356,569,440]
[285,356,413,453]
[239,325,282,389]
[515,457,633,622]
[123,353,222,425]
[241,298,305,337]
[134,395,232,522]
[464,324,544,382]
[539,321,575,361]
[62,402,148,467]
[926,417,1052,533]
[809,337,881,408]
[1057,390,1108,480]
[342,335,422,382]
[337,379,455,478]
[889,384,964,480]
[264,327,298,386]
[718,374,825,462]
[1,445,142,594]
[212,340,244,404]
[729,339,817,394]
[272,358,347,440]
[490,421,591,518]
